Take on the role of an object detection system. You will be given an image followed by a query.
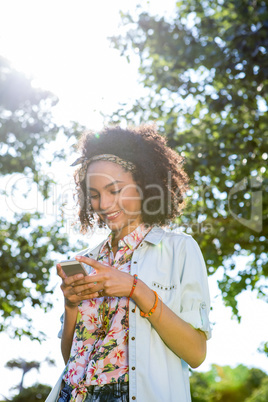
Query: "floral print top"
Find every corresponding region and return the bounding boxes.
[63,224,150,402]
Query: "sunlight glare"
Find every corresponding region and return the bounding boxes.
[0,0,141,128]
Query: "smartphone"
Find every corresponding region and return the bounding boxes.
[60,259,88,277]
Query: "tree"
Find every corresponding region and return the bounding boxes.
[258,341,268,357]
[190,364,267,401]
[4,358,54,401]
[0,56,83,339]
[6,358,41,393]
[10,384,52,402]
[6,357,55,392]
[110,0,268,317]
[245,377,268,402]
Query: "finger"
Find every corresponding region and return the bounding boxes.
[64,273,86,287]
[98,289,105,297]
[56,264,84,285]
[75,281,108,297]
[73,282,97,295]
[75,256,111,271]
[76,288,101,298]
[86,292,100,299]
[56,264,67,279]
[74,274,104,286]
[74,279,106,295]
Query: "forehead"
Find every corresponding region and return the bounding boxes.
[86,160,134,185]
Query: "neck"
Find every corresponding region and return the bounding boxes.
[111,220,143,246]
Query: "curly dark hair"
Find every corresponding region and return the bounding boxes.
[74,124,189,233]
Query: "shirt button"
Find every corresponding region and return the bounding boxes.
[132,309,135,313]
[131,336,135,340]
[132,397,136,400]
[133,261,137,264]
[132,366,136,370]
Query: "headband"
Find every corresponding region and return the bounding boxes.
[71,154,136,182]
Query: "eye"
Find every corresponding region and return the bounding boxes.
[111,189,122,195]
[89,193,99,200]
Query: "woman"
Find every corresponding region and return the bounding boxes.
[55,125,211,402]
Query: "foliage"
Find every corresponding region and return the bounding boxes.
[0,211,70,339]
[0,57,58,175]
[258,341,268,357]
[6,358,41,393]
[190,364,268,401]
[5,357,55,399]
[10,384,52,402]
[110,0,268,317]
[6,358,41,372]
[0,56,83,339]
[245,377,268,402]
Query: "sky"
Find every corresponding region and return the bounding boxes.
[0,0,267,398]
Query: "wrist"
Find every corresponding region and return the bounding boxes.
[140,291,159,317]
[131,278,155,308]
[65,299,79,310]
[128,274,138,299]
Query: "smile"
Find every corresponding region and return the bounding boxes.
[104,210,123,221]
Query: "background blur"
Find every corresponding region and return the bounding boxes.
[0,0,267,400]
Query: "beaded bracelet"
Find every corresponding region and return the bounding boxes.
[140,291,159,318]
[128,274,138,299]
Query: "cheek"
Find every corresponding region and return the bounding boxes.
[90,199,99,211]
[120,190,142,213]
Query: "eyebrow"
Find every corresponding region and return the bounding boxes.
[88,180,124,191]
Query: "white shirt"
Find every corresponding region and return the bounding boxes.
[60,226,211,402]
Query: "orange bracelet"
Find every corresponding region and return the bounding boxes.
[140,291,158,317]
[128,274,138,299]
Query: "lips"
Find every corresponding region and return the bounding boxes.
[103,210,123,221]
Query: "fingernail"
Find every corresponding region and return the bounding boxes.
[76,256,82,260]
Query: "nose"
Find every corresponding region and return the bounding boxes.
[99,193,117,213]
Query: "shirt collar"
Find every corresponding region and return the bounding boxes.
[143,225,165,245]
[101,223,153,253]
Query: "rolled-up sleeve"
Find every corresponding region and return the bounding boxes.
[178,236,212,339]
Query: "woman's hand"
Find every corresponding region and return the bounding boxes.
[72,256,134,298]
[56,263,100,308]
[57,256,133,305]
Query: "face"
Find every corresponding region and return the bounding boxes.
[86,161,142,239]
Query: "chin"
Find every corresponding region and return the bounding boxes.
[107,217,138,231]
[106,220,127,231]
